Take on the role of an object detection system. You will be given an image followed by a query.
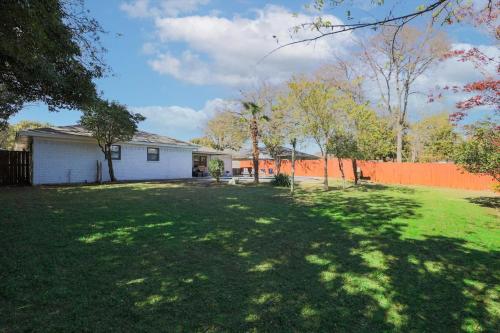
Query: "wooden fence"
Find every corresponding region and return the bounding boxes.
[0,150,31,186]
[238,159,497,191]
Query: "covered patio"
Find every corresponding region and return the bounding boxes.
[192,146,233,178]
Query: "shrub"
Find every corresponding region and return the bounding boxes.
[454,121,499,182]
[208,159,225,183]
[270,173,291,187]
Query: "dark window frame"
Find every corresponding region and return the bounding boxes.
[105,144,121,160]
[147,147,160,161]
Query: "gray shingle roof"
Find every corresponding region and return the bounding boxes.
[22,125,196,148]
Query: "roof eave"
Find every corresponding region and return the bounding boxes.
[18,130,198,149]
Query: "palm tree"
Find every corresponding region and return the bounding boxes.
[242,101,266,184]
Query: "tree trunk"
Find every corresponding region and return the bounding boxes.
[352,158,358,185]
[338,158,346,189]
[323,153,329,191]
[396,125,403,163]
[275,157,281,175]
[290,138,296,195]
[251,117,259,184]
[106,148,116,182]
[96,160,102,184]
[411,148,417,163]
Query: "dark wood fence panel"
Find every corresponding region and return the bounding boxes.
[0,150,31,186]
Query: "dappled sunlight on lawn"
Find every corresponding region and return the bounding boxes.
[0,182,498,332]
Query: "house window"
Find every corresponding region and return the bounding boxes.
[147,147,159,161]
[106,145,121,160]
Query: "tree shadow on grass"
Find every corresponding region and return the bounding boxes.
[466,196,500,209]
[0,183,498,332]
[354,182,417,194]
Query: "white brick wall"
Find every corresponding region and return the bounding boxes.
[32,137,194,185]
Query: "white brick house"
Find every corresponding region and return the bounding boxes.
[16,125,199,185]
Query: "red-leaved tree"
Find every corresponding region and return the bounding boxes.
[431,2,499,121]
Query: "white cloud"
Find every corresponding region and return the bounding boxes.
[120,0,210,18]
[148,5,355,86]
[120,0,151,18]
[141,42,158,55]
[129,98,236,140]
[158,0,210,17]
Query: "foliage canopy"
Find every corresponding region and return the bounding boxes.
[80,99,144,181]
[0,0,106,127]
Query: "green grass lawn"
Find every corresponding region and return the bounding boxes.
[1,181,499,332]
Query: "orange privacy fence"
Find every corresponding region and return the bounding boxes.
[238,159,497,191]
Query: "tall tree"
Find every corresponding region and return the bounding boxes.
[0,120,51,149]
[241,82,287,174]
[328,132,357,188]
[80,99,145,182]
[240,101,267,184]
[276,88,306,194]
[203,110,247,151]
[316,60,365,104]
[327,98,394,185]
[408,112,458,162]
[190,136,216,148]
[318,61,395,182]
[361,25,449,162]
[0,0,107,128]
[288,77,348,190]
[261,105,287,175]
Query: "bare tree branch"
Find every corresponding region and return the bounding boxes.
[260,0,448,62]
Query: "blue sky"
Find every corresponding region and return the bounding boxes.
[11,0,497,142]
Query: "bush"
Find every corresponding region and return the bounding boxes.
[454,121,499,182]
[208,159,225,182]
[270,173,291,187]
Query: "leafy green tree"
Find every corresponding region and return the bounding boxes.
[276,90,305,195]
[327,99,394,185]
[288,77,346,190]
[454,121,499,182]
[208,159,225,183]
[203,110,247,151]
[190,136,215,148]
[0,120,51,149]
[261,106,287,175]
[328,132,357,188]
[319,61,395,182]
[80,99,145,182]
[0,0,106,127]
[408,112,458,162]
